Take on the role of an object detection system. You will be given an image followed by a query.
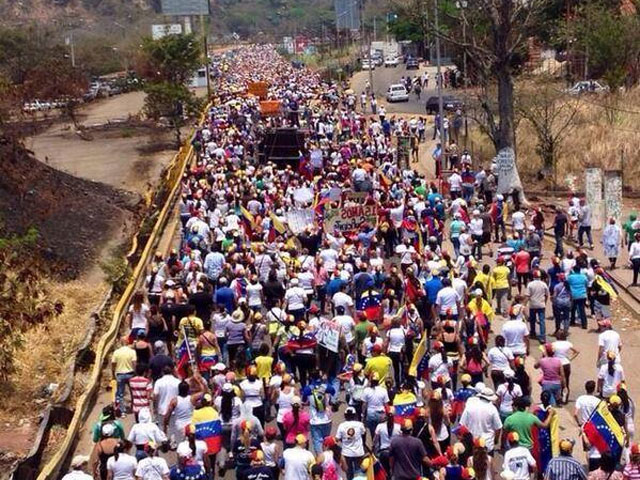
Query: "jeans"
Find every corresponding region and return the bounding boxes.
[541,382,562,406]
[115,371,134,410]
[553,304,571,331]
[472,234,483,260]
[529,307,546,341]
[365,410,385,438]
[463,185,474,203]
[345,456,364,480]
[452,237,460,257]
[494,288,509,315]
[578,225,593,247]
[554,233,564,256]
[310,422,332,454]
[571,298,588,328]
[633,258,640,285]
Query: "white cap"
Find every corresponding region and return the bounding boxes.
[71,455,90,468]
[177,442,193,458]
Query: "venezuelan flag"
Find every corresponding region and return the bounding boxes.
[531,405,559,474]
[192,406,222,454]
[392,391,417,424]
[582,400,625,461]
[408,335,429,379]
[269,211,287,234]
[363,453,387,480]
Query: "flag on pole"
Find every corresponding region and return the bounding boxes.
[392,391,417,423]
[363,453,387,480]
[269,211,287,234]
[408,334,429,378]
[582,400,625,460]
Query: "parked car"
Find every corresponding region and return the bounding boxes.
[361,58,375,70]
[384,57,399,68]
[386,84,409,103]
[566,80,609,95]
[425,95,464,114]
[372,54,384,66]
[406,57,420,69]
[23,100,52,112]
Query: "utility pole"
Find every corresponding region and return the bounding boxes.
[200,12,211,98]
[66,33,76,68]
[434,0,445,174]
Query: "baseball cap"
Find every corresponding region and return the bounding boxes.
[71,455,90,468]
[295,433,307,445]
[401,419,413,432]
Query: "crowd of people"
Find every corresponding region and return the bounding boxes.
[63,45,640,480]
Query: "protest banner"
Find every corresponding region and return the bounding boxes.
[248,81,269,100]
[260,100,281,116]
[342,190,369,204]
[285,209,314,234]
[323,204,378,233]
[317,320,340,353]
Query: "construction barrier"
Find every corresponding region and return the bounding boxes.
[35,103,212,480]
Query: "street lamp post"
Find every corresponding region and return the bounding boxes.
[434,0,445,175]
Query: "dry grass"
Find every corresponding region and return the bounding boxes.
[469,85,640,192]
[0,280,109,422]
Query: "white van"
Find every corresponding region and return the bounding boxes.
[386,84,409,102]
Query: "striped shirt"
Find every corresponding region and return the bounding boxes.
[128,375,152,413]
[544,455,587,480]
[623,463,640,480]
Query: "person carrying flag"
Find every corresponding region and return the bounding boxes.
[190,394,222,478]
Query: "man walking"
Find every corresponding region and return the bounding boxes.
[526,270,549,342]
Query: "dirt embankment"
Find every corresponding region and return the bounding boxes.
[0,146,140,279]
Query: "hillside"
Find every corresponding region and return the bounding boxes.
[0,0,386,39]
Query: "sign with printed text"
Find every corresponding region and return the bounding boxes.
[317,320,340,353]
[323,205,378,233]
[342,190,369,204]
[285,209,314,235]
[151,24,183,40]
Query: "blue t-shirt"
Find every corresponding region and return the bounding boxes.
[326,277,345,297]
[424,277,443,304]
[449,220,465,238]
[566,272,588,299]
[214,287,235,313]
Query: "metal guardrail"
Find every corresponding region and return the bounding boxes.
[34,104,211,480]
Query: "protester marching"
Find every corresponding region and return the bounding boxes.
[64,45,639,480]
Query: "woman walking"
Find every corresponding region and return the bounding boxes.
[602,218,622,270]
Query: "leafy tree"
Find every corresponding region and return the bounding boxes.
[570,2,640,90]
[516,78,581,182]
[138,34,202,146]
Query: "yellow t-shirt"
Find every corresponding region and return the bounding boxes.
[492,265,511,290]
[178,315,204,344]
[255,355,273,380]
[112,346,136,374]
[364,355,392,382]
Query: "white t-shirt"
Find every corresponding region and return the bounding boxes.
[283,447,316,480]
[503,446,536,480]
[387,327,406,353]
[153,375,181,416]
[512,211,525,230]
[470,218,484,236]
[598,363,625,398]
[459,400,502,451]
[129,304,150,331]
[134,456,170,480]
[436,287,459,315]
[319,249,339,271]
[336,420,366,457]
[332,291,354,310]
[428,353,451,383]
[552,340,573,366]
[598,330,621,362]
[363,337,384,358]
[501,320,529,355]
[488,346,514,371]
[285,287,307,311]
[496,383,523,414]
[575,394,601,425]
[106,453,137,480]
[246,283,263,307]
[448,173,462,191]
[374,422,401,450]
[362,386,390,415]
[335,315,355,343]
[240,378,263,407]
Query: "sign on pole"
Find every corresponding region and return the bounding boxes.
[324,205,378,233]
[317,320,340,353]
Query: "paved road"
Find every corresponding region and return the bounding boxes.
[351,63,460,115]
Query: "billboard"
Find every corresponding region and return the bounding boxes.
[151,24,183,40]
[334,0,361,30]
[160,0,210,16]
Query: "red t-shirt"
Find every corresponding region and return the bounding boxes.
[513,251,531,274]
